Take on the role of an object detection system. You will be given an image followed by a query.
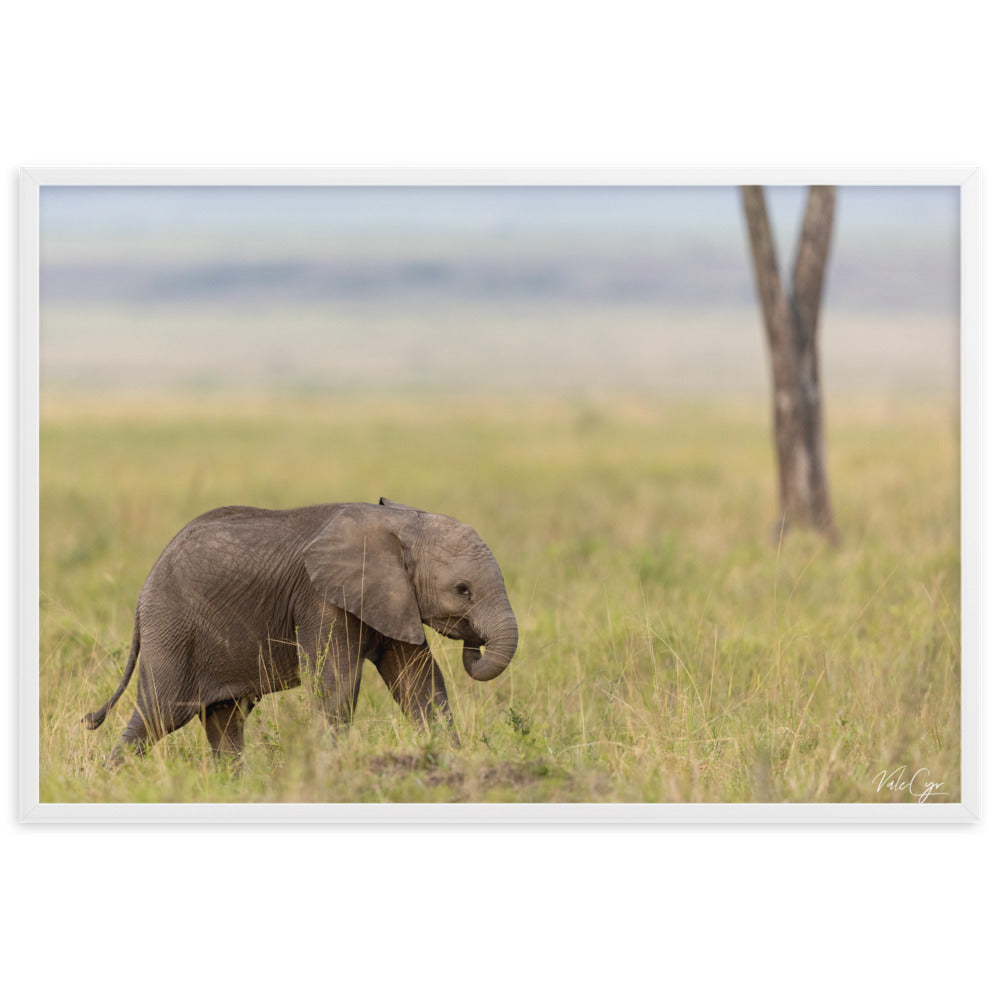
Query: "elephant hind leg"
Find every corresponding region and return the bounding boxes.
[103,709,154,768]
[103,701,194,768]
[201,697,256,760]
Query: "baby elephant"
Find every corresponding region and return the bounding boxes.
[84,498,518,763]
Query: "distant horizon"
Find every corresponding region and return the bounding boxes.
[39,184,960,396]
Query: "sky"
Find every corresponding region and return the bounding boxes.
[39,184,960,309]
[40,184,958,241]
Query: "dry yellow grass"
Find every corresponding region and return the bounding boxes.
[38,390,960,804]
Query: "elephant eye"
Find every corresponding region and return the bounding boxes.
[455,581,472,600]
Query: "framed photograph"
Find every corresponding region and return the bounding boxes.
[19,167,981,822]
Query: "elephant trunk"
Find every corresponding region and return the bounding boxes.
[462,615,518,682]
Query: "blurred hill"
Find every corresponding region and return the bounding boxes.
[41,232,955,314]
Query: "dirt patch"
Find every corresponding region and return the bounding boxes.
[366,752,568,794]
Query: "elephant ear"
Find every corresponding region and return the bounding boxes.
[303,505,425,646]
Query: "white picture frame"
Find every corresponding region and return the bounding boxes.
[19,165,982,823]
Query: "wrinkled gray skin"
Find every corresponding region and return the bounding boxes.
[84,498,518,764]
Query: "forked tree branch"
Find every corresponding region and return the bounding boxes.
[740,185,789,357]
[790,186,836,348]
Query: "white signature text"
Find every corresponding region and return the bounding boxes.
[873,765,948,803]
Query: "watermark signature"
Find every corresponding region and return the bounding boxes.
[873,765,948,803]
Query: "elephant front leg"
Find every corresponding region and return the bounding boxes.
[316,653,364,732]
[375,641,457,745]
[296,613,369,735]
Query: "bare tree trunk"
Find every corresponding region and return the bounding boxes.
[742,185,839,544]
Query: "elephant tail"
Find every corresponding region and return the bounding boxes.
[82,611,141,730]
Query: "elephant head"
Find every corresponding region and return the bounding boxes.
[302,498,518,681]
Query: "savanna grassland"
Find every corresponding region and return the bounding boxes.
[38,390,960,805]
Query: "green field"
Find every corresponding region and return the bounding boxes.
[38,390,960,804]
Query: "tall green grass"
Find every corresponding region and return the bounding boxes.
[39,391,960,803]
